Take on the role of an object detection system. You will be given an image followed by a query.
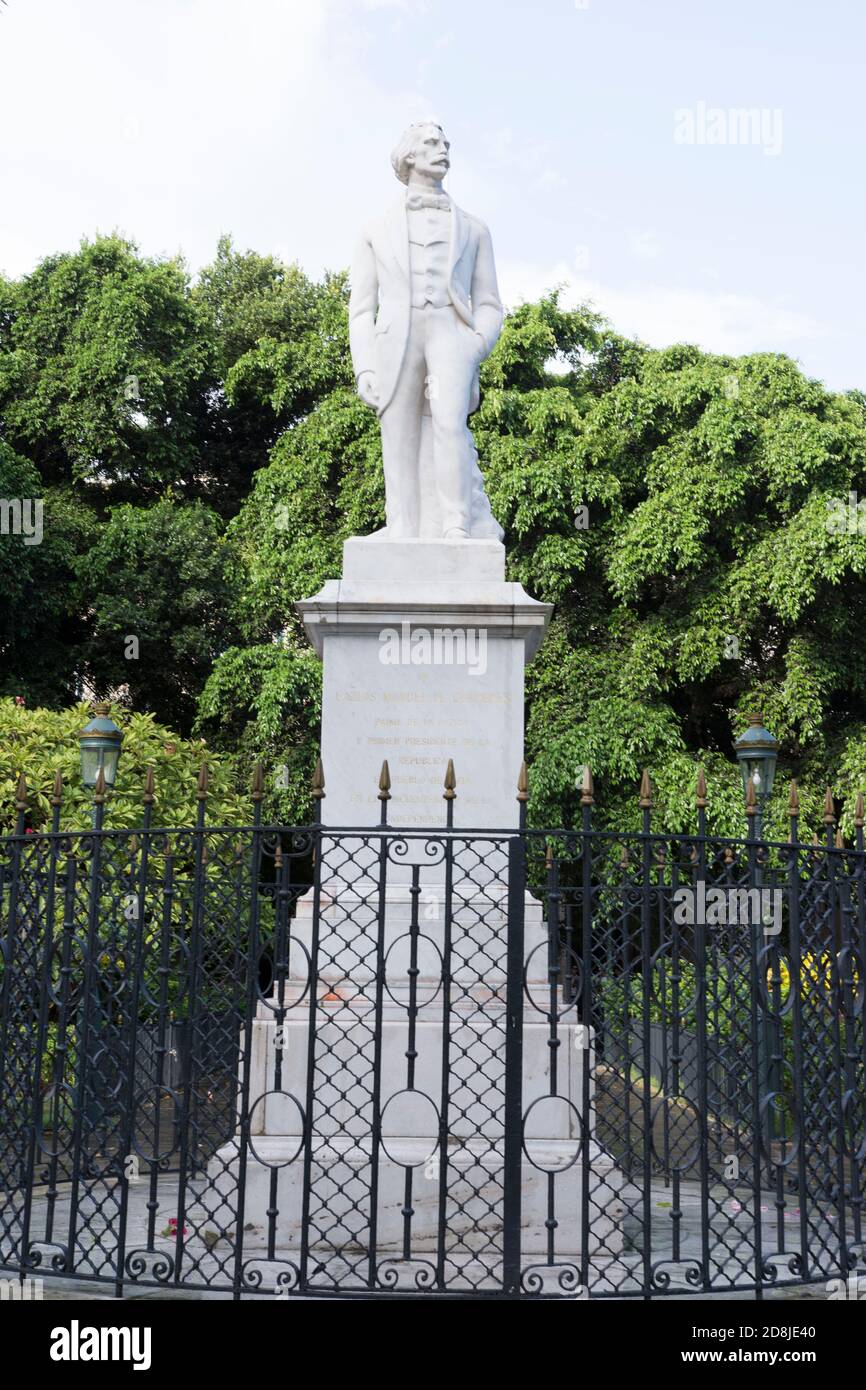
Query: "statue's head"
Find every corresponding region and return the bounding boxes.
[391,120,450,185]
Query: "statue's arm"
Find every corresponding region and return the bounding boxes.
[348,230,378,385]
[470,222,504,357]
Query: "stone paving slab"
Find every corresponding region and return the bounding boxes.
[4,1171,856,1301]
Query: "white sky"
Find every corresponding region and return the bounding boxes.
[1,0,864,391]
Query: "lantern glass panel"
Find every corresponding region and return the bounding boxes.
[102,745,120,786]
[80,745,101,789]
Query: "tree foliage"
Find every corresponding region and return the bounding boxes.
[213,295,866,838]
[0,697,248,833]
[78,495,241,732]
[2,233,866,835]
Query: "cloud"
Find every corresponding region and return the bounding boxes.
[628,230,662,261]
[537,167,566,190]
[497,259,826,360]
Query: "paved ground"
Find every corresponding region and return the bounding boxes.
[2,1169,852,1301]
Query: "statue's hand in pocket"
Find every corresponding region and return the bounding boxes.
[357,371,380,410]
[467,328,486,363]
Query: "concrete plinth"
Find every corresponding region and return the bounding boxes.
[294,537,550,828]
[208,536,625,1287]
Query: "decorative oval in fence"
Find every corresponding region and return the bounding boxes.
[614,1038,663,1099]
[758,1075,798,1166]
[35,1081,77,1160]
[247,1090,305,1168]
[650,944,698,1019]
[258,937,312,1011]
[649,1094,701,1171]
[836,947,863,1018]
[384,932,443,1009]
[379,1088,439,1167]
[522,1095,582,1172]
[759,946,793,1015]
[522,941,579,1021]
[841,1086,866,1163]
[47,938,85,1011]
[132,1086,183,1166]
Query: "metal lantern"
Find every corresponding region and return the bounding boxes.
[79,702,123,789]
[734,712,779,808]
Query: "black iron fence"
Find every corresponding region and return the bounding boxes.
[0,761,864,1299]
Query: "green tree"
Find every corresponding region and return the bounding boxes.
[0,696,249,833]
[78,496,241,733]
[195,641,322,823]
[193,237,353,512]
[208,292,866,839]
[0,442,94,706]
[0,235,210,500]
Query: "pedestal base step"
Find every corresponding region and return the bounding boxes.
[202,1134,625,1262]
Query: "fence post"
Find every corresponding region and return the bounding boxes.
[367,759,392,1287]
[114,770,154,1297]
[502,829,526,1295]
[231,761,265,1298]
[786,781,810,1280]
[693,768,711,1291]
[638,769,654,1297]
[299,758,325,1293]
[65,769,106,1270]
[579,765,594,1292]
[434,759,458,1291]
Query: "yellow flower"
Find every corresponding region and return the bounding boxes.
[767,952,859,996]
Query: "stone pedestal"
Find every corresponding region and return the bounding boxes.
[294,537,550,826]
[208,537,624,1290]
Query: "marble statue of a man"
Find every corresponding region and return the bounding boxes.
[349,121,504,541]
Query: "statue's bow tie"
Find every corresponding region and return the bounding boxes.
[406,192,451,212]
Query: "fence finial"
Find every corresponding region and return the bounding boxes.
[51,769,63,807]
[788,780,799,815]
[379,759,392,800]
[197,761,209,801]
[695,768,707,807]
[855,791,865,827]
[580,765,594,806]
[251,762,265,802]
[639,769,652,809]
[835,827,844,849]
[517,761,528,803]
[143,765,155,804]
[311,758,325,801]
[14,772,27,811]
[823,787,835,825]
[444,759,456,800]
